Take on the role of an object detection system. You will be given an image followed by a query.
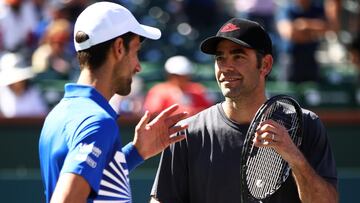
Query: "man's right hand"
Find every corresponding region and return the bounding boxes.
[133,104,188,160]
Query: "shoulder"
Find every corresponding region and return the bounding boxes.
[178,104,219,130]
[67,114,119,149]
[50,100,118,138]
[301,108,319,119]
[73,108,118,137]
[300,108,329,150]
[300,108,326,134]
[301,108,323,127]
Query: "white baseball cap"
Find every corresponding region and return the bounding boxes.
[74,2,161,51]
[165,55,193,76]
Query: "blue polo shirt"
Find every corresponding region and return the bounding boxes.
[39,84,143,203]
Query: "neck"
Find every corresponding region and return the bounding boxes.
[77,66,113,100]
[222,93,267,124]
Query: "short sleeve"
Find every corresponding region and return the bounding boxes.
[301,111,338,188]
[151,139,189,203]
[61,116,118,193]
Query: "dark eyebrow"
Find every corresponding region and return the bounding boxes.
[230,48,246,55]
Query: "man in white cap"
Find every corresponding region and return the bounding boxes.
[144,55,212,116]
[38,2,188,203]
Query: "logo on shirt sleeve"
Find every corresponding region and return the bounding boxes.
[74,142,103,168]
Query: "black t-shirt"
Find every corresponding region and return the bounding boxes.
[151,103,337,203]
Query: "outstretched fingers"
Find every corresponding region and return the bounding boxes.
[165,112,189,127]
[168,124,188,136]
[136,110,151,130]
[148,104,188,129]
[168,134,186,145]
[150,104,179,123]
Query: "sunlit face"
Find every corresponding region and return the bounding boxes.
[214,40,263,99]
[112,36,141,96]
[50,32,69,55]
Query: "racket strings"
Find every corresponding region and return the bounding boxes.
[270,113,301,145]
[245,100,301,199]
[264,101,301,145]
[246,148,284,198]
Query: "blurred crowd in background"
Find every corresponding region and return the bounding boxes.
[0,0,359,118]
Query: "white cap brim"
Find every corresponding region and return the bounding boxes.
[74,2,161,51]
[137,24,161,40]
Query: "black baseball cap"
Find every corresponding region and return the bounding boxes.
[200,18,272,55]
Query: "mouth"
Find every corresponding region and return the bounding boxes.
[219,76,241,83]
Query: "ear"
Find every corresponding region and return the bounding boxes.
[260,54,273,77]
[112,37,125,60]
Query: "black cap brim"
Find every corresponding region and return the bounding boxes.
[200,36,253,55]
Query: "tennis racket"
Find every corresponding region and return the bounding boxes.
[240,95,303,202]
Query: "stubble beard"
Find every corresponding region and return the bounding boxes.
[221,86,242,100]
[218,78,243,99]
[116,78,132,96]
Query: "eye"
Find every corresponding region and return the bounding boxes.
[215,55,224,62]
[233,54,244,59]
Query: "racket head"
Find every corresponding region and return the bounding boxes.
[240,95,303,201]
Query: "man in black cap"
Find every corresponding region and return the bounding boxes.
[150,18,338,203]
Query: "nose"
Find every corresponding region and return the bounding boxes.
[216,60,234,73]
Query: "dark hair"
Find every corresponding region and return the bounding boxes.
[75,32,137,70]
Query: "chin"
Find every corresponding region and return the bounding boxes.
[222,89,241,99]
[221,88,231,96]
[116,87,131,96]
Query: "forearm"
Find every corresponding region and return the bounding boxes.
[293,19,327,43]
[50,173,90,203]
[278,19,327,43]
[325,0,341,31]
[290,151,338,203]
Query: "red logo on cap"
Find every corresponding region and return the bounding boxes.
[220,23,240,32]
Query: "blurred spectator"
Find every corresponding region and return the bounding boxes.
[33,0,69,44]
[324,0,341,33]
[33,0,90,46]
[0,52,47,117]
[60,0,89,23]
[234,0,276,33]
[32,18,76,81]
[144,55,213,116]
[31,0,47,21]
[347,34,360,81]
[276,0,329,83]
[233,0,278,60]
[0,0,39,56]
